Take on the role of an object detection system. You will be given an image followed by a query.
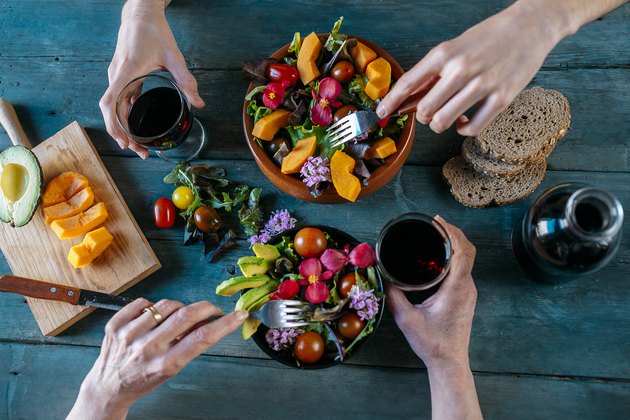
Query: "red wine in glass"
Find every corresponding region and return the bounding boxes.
[376,213,452,291]
[116,73,206,162]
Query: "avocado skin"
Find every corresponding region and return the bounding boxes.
[237,256,273,277]
[0,145,43,228]
[235,282,279,312]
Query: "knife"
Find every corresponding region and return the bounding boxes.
[0,275,134,311]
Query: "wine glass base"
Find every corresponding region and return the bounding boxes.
[156,117,206,163]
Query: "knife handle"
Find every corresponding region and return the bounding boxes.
[0,275,80,304]
[0,98,33,149]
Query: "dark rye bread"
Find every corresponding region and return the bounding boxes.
[442,156,546,208]
[474,87,570,164]
[461,136,527,178]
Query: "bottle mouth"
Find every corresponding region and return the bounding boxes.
[565,188,624,240]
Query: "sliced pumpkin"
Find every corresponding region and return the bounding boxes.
[252,109,291,141]
[281,136,317,174]
[350,42,378,74]
[365,57,391,100]
[331,150,361,202]
[366,137,397,160]
[67,227,114,268]
[43,186,95,225]
[297,32,323,85]
[50,202,108,240]
[42,172,89,207]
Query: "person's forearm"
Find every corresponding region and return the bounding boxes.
[67,374,131,420]
[123,0,170,21]
[514,0,629,40]
[427,359,482,420]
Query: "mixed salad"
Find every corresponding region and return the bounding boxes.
[243,17,408,201]
[215,226,384,366]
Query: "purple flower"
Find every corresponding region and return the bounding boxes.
[348,285,380,321]
[249,231,271,245]
[264,209,297,236]
[265,327,304,351]
[300,156,332,188]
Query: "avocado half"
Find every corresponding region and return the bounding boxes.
[0,145,43,227]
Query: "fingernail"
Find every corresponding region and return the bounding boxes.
[236,310,248,321]
[434,214,445,222]
[116,138,125,149]
[376,104,386,118]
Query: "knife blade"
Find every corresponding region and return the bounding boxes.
[0,274,134,311]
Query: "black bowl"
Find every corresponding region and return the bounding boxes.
[248,225,385,369]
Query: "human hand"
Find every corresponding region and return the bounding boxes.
[68,298,247,420]
[376,0,570,136]
[386,215,477,370]
[99,0,205,158]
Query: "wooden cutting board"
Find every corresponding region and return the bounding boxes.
[0,101,161,336]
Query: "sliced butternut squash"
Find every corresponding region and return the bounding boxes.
[297,32,323,85]
[68,227,114,268]
[42,172,89,207]
[350,42,378,74]
[365,57,392,100]
[281,136,317,174]
[330,150,361,202]
[252,109,291,141]
[51,202,108,240]
[366,137,397,160]
[43,187,95,225]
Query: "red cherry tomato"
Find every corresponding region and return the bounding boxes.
[338,272,366,298]
[331,60,355,83]
[338,312,365,340]
[153,197,176,228]
[294,227,328,257]
[267,63,299,87]
[294,331,325,364]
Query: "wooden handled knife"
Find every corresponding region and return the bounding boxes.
[0,275,134,311]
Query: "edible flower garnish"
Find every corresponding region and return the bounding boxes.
[249,209,297,245]
[266,327,304,351]
[300,156,332,188]
[349,243,376,268]
[271,279,300,300]
[348,285,380,321]
[320,242,376,272]
[320,247,348,273]
[263,81,289,110]
[310,77,342,126]
[299,258,333,303]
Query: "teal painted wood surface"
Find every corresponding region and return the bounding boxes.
[0,0,629,418]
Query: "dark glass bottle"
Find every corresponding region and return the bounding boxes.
[512,183,624,283]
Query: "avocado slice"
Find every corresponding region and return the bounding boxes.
[215,274,270,297]
[0,146,43,227]
[237,256,273,277]
[235,282,279,312]
[252,244,281,262]
[241,293,273,340]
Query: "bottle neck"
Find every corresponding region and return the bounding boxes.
[563,188,624,242]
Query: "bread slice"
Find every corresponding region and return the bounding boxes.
[461,137,527,178]
[442,156,546,208]
[474,87,570,164]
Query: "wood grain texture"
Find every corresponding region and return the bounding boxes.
[0,122,160,336]
[1,343,628,419]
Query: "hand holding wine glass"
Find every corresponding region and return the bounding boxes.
[99,0,204,159]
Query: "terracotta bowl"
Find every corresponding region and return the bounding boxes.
[242,35,416,203]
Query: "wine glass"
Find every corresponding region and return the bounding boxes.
[115,73,206,162]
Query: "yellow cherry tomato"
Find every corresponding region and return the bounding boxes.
[172,186,194,209]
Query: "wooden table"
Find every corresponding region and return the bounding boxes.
[0,1,628,418]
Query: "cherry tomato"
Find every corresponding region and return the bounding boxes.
[331,60,355,83]
[294,331,325,364]
[266,63,299,87]
[338,312,365,340]
[294,227,327,257]
[338,272,365,298]
[153,197,176,229]
[264,136,291,156]
[333,105,358,123]
[172,186,194,210]
[193,206,222,233]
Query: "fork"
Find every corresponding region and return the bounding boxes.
[248,299,313,328]
[327,88,430,148]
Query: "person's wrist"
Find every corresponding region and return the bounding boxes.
[424,351,471,376]
[122,0,167,22]
[74,372,133,419]
[512,0,581,44]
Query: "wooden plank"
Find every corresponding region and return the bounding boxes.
[0,122,160,336]
[0,61,628,172]
[1,343,628,419]
[0,0,628,68]
[0,160,627,379]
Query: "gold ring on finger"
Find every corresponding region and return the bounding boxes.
[143,305,163,325]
